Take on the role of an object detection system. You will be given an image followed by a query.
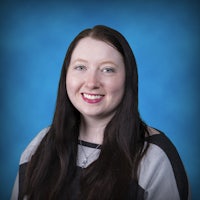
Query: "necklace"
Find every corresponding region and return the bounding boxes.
[79,140,101,168]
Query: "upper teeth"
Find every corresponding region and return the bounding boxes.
[83,93,103,100]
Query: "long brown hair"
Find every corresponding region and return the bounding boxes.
[23,25,148,200]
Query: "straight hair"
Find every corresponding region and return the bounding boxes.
[23,25,149,200]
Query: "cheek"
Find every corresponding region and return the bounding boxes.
[66,75,76,96]
[107,79,125,99]
[66,75,78,89]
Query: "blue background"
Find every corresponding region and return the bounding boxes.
[0,0,199,199]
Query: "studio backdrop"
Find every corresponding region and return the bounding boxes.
[0,0,199,199]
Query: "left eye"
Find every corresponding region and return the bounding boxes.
[74,65,86,71]
[102,67,115,73]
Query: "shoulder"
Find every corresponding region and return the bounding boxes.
[145,129,187,179]
[138,128,190,200]
[19,127,50,165]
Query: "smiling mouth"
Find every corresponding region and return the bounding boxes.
[81,93,104,103]
[82,93,104,99]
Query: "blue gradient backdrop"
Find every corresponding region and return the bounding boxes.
[0,0,199,199]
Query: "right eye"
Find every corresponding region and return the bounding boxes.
[74,65,87,71]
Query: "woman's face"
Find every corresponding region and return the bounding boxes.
[66,37,125,120]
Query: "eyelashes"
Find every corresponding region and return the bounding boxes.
[101,67,116,73]
[73,65,116,74]
[74,65,87,71]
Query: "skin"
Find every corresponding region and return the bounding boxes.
[66,37,125,143]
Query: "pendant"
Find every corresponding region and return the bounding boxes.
[81,158,88,168]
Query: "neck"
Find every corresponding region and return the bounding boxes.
[79,115,113,144]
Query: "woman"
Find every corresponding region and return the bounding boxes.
[11,25,190,200]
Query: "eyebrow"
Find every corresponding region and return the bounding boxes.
[71,58,119,67]
[71,58,88,64]
[99,61,119,67]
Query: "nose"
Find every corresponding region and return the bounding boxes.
[84,70,101,89]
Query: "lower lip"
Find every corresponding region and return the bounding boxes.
[82,94,104,104]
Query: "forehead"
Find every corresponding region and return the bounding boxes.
[70,37,124,63]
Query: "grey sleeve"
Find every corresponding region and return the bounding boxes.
[10,127,50,200]
[138,143,189,200]
[20,127,50,165]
